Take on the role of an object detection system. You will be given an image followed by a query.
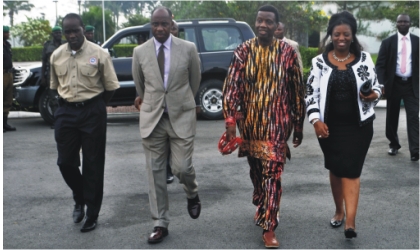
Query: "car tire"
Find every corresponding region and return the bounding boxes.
[38,89,56,125]
[197,79,224,120]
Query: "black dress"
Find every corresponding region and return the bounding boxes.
[318,57,373,178]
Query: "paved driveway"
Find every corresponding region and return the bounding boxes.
[3,108,418,249]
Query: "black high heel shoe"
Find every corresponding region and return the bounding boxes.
[344,228,357,239]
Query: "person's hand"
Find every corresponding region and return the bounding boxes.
[292,131,303,148]
[314,121,329,139]
[359,90,379,102]
[134,96,142,111]
[226,126,236,142]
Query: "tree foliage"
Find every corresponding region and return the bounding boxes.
[81,6,115,44]
[11,17,52,46]
[320,1,419,40]
[3,1,34,27]
[121,14,150,28]
[160,1,328,44]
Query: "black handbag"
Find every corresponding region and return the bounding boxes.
[360,79,372,96]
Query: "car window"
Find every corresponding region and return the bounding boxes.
[110,31,150,58]
[179,28,198,49]
[201,27,242,51]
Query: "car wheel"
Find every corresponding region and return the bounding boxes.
[197,79,224,120]
[38,90,56,125]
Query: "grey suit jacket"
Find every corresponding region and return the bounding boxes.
[283,37,303,76]
[132,35,201,138]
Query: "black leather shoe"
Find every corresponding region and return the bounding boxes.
[167,174,174,184]
[167,166,174,184]
[187,195,201,219]
[148,226,168,243]
[73,204,85,223]
[344,228,357,239]
[388,148,398,155]
[80,217,97,232]
[411,153,419,161]
[4,123,16,132]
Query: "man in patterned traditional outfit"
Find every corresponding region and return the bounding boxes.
[222,5,305,248]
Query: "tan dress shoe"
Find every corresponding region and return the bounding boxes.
[262,231,279,248]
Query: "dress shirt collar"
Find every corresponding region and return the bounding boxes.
[398,31,411,42]
[153,35,172,51]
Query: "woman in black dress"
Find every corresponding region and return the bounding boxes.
[305,11,382,239]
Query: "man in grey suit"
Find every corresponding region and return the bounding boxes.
[132,6,202,244]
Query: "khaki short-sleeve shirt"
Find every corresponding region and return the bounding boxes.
[50,38,120,102]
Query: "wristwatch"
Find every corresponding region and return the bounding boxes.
[310,118,320,125]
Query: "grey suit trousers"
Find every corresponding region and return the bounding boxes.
[142,113,198,228]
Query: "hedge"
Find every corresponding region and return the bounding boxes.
[12,46,43,62]
[112,44,137,58]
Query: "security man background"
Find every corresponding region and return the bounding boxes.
[41,26,66,128]
[50,13,120,232]
[84,25,99,45]
[3,25,16,133]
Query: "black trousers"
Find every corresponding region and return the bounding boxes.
[54,96,107,220]
[386,78,419,156]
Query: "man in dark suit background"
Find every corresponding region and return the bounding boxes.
[376,14,419,161]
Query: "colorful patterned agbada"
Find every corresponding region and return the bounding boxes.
[223,37,305,163]
[223,37,305,232]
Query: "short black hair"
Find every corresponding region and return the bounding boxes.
[257,5,280,23]
[151,6,173,20]
[397,14,411,22]
[62,13,84,28]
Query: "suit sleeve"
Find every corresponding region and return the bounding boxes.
[305,56,322,122]
[132,46,145,99]
[375,39,388,87]
[188,43,201,96]
[365,53,382,106]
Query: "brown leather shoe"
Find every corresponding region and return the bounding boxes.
[147,227,168,244]
[187,195,201,219]
[262,231,279,248]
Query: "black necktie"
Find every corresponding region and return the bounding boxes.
[157,44,165,80]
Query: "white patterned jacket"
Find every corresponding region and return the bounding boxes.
[305,51,382,126]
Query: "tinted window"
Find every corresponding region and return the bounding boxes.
[179,28,198,49]
[201,27,242,51]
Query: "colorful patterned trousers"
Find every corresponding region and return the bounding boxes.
[247,156,284,232]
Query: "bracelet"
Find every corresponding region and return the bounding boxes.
[225,116,236,127]
[311,118,320,125]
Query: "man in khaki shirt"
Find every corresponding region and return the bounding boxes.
[50,13,119,233]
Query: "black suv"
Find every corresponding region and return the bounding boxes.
[13,18,255,124]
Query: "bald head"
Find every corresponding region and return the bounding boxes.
[274,22,285,39]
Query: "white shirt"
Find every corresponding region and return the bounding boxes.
[396,32,412,77]
[153,35,172,89]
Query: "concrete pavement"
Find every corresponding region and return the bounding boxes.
[3,108,418,249]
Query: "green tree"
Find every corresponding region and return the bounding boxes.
[121,14,150,28]
[3,1,34,27]
[11,17,52,46]
[160,1,328,46]
[81,6,115,44]
[320,1,419,40]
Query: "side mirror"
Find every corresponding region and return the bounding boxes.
[108,48,116,58]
